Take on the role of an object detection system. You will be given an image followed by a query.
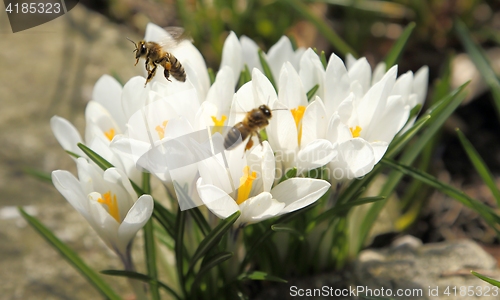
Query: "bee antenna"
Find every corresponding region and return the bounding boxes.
[126,37,138,50]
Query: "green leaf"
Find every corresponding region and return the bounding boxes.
[188,211,241,272]
[320,51,327,69]
[306,84,320,101]
[471,271,500,288]
[381,158,500,231]
[271,223,304,240]
[384,22,416,68]
[455,19,500,119]
[457,129,500,206]
[284,0,357,57]
[238,271,287,283]
[279,167,297,183]
[190,252,233,294]
[238,64,252,88]
[19,208,121,300]
[174,207,187,298]
[23,167,52,183]
[102,270,182,300]
[188,207,212,237]
[77,143,114,170]
[258,49,277,90]
[310,196,385,230]
[208,67,216,85]
[65,150,81,159]
[143,173,160,300]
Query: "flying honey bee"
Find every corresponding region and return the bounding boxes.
[127,27,188,87]
[224,105,273,152]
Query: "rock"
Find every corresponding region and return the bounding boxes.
[353,237,499,299]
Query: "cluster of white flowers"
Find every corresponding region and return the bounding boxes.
[50,23,428,262]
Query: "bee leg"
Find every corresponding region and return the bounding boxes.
[164,69,172,82]
[145,64,157,87]
[244,137,254,152]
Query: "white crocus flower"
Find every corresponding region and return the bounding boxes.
[196,141,330,227]
[51,75,140,182]
[227,66,334,174]
[220,32,305,84]
[51,157,153,270]
[111,78,209,210]
[326,67,409,179]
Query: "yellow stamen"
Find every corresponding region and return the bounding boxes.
[290,106,306,145]
[350,126,362,138]
[236,166,257,205]
[211,115,227,134]
[155,120,169,140]
[104,128,116,141]
[97,191,120,223]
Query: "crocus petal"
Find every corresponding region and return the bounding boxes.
[51,170,90,219]
[365,95,407,143]
[324,53,351,115]
[348,57,371,94]
[267,36,295,80]
[272,178,330,214]
[299,49,325,100]
[197,179,240,219]
[252,68,277,106]
[297,139,336,171]
[301,96,327,145]
[220,31,243,83]
[239,192,284,224]
[92,75,126,131]
[336,139,376,178]
[50,116,85,156]
[371,141,389,164]
[326,114,352,144]
[117,195,154,253]
[85,101,121,143]
[240,36,262,72]
[413,66,429,106]
[279,62,308,108]
[121,76,151,121]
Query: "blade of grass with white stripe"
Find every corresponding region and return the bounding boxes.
[19,208,121,300]
[283,0,357,57]
[471,271,500,288]
[102,270,182,300]
[380,158,500,230]
[142,172,160,300]
[455,19,500,119]
[384,22,416,68]
[456,128,500,206]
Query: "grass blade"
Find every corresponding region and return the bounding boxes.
[102,270,182,300]
[78,143,113,170]
[188,211,241,272]
[381,158,500,231]
[455,19,500,119]
[471,271,500,288]
[283,0,357,57]
[457,129,500,206]
[141,173,160,300]
[19,208,121,300]
[238,271,287,283]
[384,22,416,68]
[258,49,277,90]
[190,252,233,295]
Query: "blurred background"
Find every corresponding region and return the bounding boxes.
[1,0,500,298]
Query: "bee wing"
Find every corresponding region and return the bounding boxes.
[157,27,193,50]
